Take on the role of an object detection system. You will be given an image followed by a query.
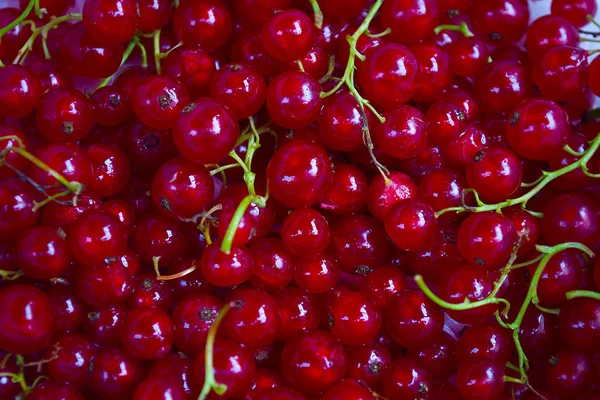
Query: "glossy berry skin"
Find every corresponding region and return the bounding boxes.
[275,287,320,339]
[549,132,595,191]
[359,43,420,109]
[151,157,214,219]
[173,98,239,164]
[504,208,540,257]
[17,226,70,280]
[474,60,533,117]
[173,0,232,51]
[29,143,93,189]
[0,65,42,118]
[281,330,347,395]
[319,93,370,152]
[532,45,589,102]
[250,238,295,293]
[447,36,491,79]
[281,208,330,257]
[163,45,215,97]
[46,333,96,387]
[200,243,254,287]
[0,177,39,237]
[417,168,467,221]
[376,105,428,160]
[385,199,439,252]
[360,265,407,308]
[368,171,417,221]
[210,64,266,119]
[590,53,600,97]
[329,292,382,345]
[408,332,457,380]
[128,272,173,311]
[0,126,29,179]
[321,379,375,400]
[194,339,256,398]
[559,297,600,351]
[384,358,432,400]
[133,379,186,400]
[439,263,498,324]
[466,146,523,203]
[294,253,340,294]
[456,322,513,364]
[224,287,280,348]
[457,360,505,400]
[82,0,138,45]
[551,0,597,28]
[0,285,54,354]
[380,0,440,45]
[120,307,174,360]
[541,194,600,250]
[470,0,529,46]
[26,382,84,400]
[48,286,86,333]
[76,262,133,308]
[147,354,196,399]
[234,0,291,25]
[90,347,144,400]
[319,163,369,215]
[36,88,94,143]
[506,98,570,161]
[425,100,468,145]
[87,143,131,197]
[121,120,178,171]
[267,140,333,208]
[537,249,586,306]
[91,86,131,127]
[411,43,452,102]
[346,342,392,389]
[59,23,123,79]
[330,215,389,273]
[137,0,172,32]
[68,210,128,266]
[133,75,190,130]
[385,290,444,348]
[84,305,128,347]
[266,71,322,129]
[132,213,189,265]
[172,293,222,356]
[458,212,517,270]
[526,15,579,59]
[262,9,316,62]
[545,350,592,398]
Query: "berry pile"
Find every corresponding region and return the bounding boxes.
[1,0,600,399]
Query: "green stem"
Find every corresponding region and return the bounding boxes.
[220,195,263,254]
[434,21,473,36]
[198,303,231,400]
[0,0,34,39]
[307,0,323,29]
[436,133,600,217]
[134,37,148,68]
[154,29,162,74]
[0,270,23,280]
[587,14,600,30]
[93,38,140,92]
[566,290,600,301]
[209,163,241,176]
[364,27,391,38]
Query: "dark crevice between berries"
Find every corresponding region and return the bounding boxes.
[489,32,503,41]
[444,231,458,244]
[328,313,334,328]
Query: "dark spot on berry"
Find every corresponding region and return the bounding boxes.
[474,150,486,162]
[254,350,268,362]
[354,265,373,276]
[548,356,559,367]
[143,134,160,149]
[286,129,294,139]
[182,103,196,114]
[160,197,172,211]
[104,256,116,264]
[88,311,100,321]
[62,121,74,134]
[328,313,334,328]
[199,307,215,322]
[418,382,429,394]
[444,231,457,244]
[368,361,383,374]
[88,362,94,373]
[456,109,466,122]
[474,257,486,265]
[158,93,172,109]
[231,299,244,309]
[447,9,459,19]
[142,279,153,290]
[510,111,520,125]
[489,32,503,41]
[227,64,242,71]
[108,94,121,107]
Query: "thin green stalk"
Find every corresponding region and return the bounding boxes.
[307,0,323,29]
[220,195,263,254]
[154,29,162,74]
[93,38,141,92]
[0,0,34,39]
[198,304,231,400]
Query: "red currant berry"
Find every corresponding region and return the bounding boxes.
[120,307,174,360]
[367,171,417,221]
[376,105,428,160]
[200,243,254,287]
[466,146,523,203]
[385,199,439,251]
[280,207,330,257]
[17,226,70,280]
[266,71,323,129]
[0,177,39,236]
[91,86,131,127]
[82,0,138,45]
[469,0,529,46]
[380,0,440,44]
[541,194,600,249]
[457,360,505,400]
[133,213,189,265]
[36,88,95,143]
[210,64,267,120]
[137,0,173,33]
[46,333,96,387]
[90,347,144,399]
[551,0,597,28]
[262,9,316,62]
[133,75,190,130]
[411,42,453,102]
[384,358,433,399]
[319,163,369,215]
[294,253,340,294]
[0,65,42,119]
[329,292,382,345]
[173,0,233,51]
[559,297,600,351]
[526,15,579,59]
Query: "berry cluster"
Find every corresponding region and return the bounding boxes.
[1,0,600,399]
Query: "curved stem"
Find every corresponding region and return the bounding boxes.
[156,261,198,281]
[0,270,23,280]
[0,0,34,39]
[198,303,231,400]
[436,133,600,217]
[307,0,323,29]
[566,290,600,301]
[220,195,262,254]
[93,37,140,92]
[434,21,473,36]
